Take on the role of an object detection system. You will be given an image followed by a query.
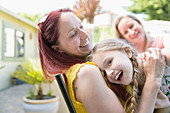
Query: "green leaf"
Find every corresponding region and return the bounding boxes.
[11,57,54,99]
[128,0,170,21]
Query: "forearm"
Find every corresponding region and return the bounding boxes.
[136,80,160,113]
[161,48,170,66]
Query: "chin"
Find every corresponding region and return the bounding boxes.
[123,80,131,85]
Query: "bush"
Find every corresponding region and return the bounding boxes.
[11,58,54,100]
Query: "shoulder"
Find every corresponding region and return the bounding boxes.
[77,62,102,80]
[74,63,124,112]
[80,63,100,73]
[150,36,165,49]
[154,35,170,48]
[162,35,170,48]
[75,62,107,94]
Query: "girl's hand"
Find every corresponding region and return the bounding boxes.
[140,48,165,85]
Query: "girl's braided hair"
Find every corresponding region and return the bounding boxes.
[126,54,139,113]
[88,38,141,113]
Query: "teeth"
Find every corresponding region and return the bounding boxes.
[81,39,89,47]
[115,71,122,80]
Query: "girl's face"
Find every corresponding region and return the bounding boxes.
[55,12,92,58]
[118,17,146,52]
[92,49,133,85]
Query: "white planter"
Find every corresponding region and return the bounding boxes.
[23,96,60,113]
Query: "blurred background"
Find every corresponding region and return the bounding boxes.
[0,0,169,113]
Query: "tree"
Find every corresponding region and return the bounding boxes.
[127,0,170,21]
[73,0,102,24]
[18,13,43,24]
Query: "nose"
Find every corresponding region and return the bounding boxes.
[78,29,89,40]
[105,69,113,77]
[128,29,135,39]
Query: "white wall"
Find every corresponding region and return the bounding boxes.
[144,20,170,37]
[0,12,38,91]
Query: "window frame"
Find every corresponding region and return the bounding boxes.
[2,21,25,61]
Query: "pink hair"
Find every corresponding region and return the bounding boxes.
[38,8,85,80]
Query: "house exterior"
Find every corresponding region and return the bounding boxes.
[0,5,38,91]
[94,11,118,27]
[144,20,170,37]
[93,11,170,40]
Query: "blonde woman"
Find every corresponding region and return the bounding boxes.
[114,14,170,99]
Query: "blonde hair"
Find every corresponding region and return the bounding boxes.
[88,39,140,113]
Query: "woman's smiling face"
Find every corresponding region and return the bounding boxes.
[56,12,92,58]
[92,49,133,85]
[118,17,146,52]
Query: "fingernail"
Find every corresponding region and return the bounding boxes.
[144,53,146,58]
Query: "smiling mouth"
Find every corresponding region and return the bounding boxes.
[114,70,123,81]
[80,39,89,48]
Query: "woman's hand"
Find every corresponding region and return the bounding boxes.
[136,48,166,113]
[140,48,165,85]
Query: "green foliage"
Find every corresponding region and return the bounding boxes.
[18,13,44,24]
[12,58,46,85]
[29,88,35,99]
[11,58,53,99]
[128,0,170,21]
[47,88,53,97]
[93,26,113,45]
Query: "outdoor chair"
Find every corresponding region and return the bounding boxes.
[55,74,76,113]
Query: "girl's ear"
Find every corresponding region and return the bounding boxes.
[125,47,132,58]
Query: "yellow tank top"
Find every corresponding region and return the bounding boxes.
[65,62,133,113]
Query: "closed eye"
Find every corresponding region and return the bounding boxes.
[129,24,133,29]
[71,31,76,38]
[124,31,128,34]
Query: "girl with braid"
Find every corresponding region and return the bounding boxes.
[88,39,170,113]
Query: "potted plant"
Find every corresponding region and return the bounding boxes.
[11,58,59,113]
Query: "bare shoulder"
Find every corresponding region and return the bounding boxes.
[77,64,103,81]
[74,64,124,112]
[75,63,108,96]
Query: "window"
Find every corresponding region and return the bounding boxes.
[2,22,25,60]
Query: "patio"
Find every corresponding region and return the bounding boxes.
[0,82,69,113]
